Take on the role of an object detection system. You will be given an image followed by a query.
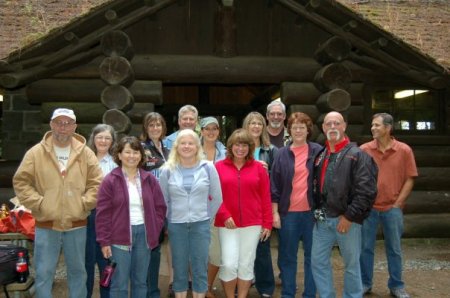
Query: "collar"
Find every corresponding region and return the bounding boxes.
[325,136,350,154]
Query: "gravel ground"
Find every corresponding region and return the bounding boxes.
[3,238,449,297]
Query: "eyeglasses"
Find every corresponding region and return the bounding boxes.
[52,120,75,128]
[95,136,113,141]
[147,123,162,128]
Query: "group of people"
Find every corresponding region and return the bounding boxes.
[12,100,417,298]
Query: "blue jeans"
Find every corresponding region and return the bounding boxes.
[168,220,210,293]
[361,207,405,290]
[254,235,275,296]
[278,211,316,298]
[110,224,151,298]
[147,227,166,298]
[86,210,109,298]
[311,217,362,298]
[34,227,87,298]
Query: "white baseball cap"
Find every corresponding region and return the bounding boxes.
[51,108,76,121]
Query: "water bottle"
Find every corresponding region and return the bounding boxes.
[100,258,116,288]
[16,251,28,283]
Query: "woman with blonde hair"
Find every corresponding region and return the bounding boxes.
[160,129,223,298]
[242,112,278,297]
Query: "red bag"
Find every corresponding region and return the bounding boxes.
[0,219,9,233]
[2,210,35,240]
[1,216,16,233]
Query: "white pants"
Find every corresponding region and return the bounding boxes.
[218,225,261,281]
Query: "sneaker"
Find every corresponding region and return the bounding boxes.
[363,286,372,295]
[390,288,410,298]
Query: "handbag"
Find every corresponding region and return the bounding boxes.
[0,244,29,285]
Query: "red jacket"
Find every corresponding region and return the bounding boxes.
[214,157,272,230]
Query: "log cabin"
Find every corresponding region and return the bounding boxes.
[0,0,449,237]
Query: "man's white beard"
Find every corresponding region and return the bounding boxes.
[269,121,282,129]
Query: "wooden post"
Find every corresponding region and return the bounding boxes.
[215,6,237,57]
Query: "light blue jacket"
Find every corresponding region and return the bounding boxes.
[159,160,223,223]
[162,131,179,150]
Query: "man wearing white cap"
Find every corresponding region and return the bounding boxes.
[13,108,103,298]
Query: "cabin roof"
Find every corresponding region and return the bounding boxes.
[0,0,448,90]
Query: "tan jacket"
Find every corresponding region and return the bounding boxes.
[13,132,103,231]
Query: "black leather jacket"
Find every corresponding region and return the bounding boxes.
[258,144,278,175]
[312,142,378,224]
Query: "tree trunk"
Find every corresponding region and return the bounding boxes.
[101,85,134,111]
[99,56,135,87]
[100,30,135,60]
[314,63,352,92]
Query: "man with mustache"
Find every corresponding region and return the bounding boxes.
[311,111,378,298]
[13,108,102,298]
[266,100,290,148]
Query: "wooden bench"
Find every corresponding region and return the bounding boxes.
[0,233,32,251]
[4,277,35,298]
[0,233,28,247]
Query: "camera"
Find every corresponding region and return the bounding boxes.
[314,208,327,222]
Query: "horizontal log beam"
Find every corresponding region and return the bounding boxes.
[27,79,162,104]
[404,191,450,214]
[415,167,450,191]
[56,55,323,84]
[403,213,450,238]
[281,82,364,105]
[0,188,15,206]
[42,102,155,123]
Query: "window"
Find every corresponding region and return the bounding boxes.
[371,88,441,133]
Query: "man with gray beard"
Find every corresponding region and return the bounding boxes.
[266,100,290,148]
[311,111,378,298]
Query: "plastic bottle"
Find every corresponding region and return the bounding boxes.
[16,251,28,283]
[100,258,116,288]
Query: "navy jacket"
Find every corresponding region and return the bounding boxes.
[271,141,323,216]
